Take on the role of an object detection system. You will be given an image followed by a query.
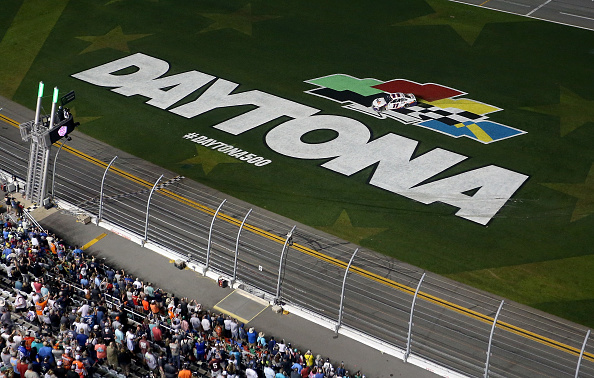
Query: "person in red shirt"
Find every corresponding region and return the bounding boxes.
[32,279,43,294]
[208,355,221,378]
[151,325,162,345]
[131,292,139,307]
[16,359,28,377]
[300,365,310,378]
[23,334,34,351]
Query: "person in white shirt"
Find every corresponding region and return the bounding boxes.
[125,330,135,352]
[263,363,276,378]
[76,320,90,336]
[78,302,90,318]
[145,349,157,371]
[245,368,258,378]
[14,293,27,312]
[277,339,286,355]
[201,316,211,333]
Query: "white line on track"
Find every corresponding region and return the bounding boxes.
[560,11,594,21]
[497,0,530,7]
[526,0,553,16]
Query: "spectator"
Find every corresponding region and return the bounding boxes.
[247,327,257,347]
[162,360,177,378]
[117,344,131,376]
[65,365,78,378]
[105,342,118,370]
[17,357,28,377]
[201,315,211,335]
[177,363,191,378]
[152,324,162,344]
[94,340,106,364]
[304,350,314,367]
[145,348,158,373]
[264,361,275,378]
[169,339,180,370]
[54,361,67,378]
[0,213,352,378]
[257,331,267,348]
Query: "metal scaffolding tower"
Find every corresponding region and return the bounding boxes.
[19,82,65,206]
[22,121,52,204]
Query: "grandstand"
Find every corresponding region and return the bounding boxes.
[0,204,368,378]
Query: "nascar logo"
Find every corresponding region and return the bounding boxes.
[305,74,526,144]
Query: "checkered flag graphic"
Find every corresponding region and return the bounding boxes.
[384,103,485,125]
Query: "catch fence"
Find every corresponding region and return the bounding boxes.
[0,135,593,378]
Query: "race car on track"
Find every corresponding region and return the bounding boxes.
[371,92,417,112]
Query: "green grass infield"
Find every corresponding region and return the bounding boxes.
[2,0,594,327]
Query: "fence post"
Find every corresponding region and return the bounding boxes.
[275,225,296,304]
[51,140,67,201]
[335,248,359,334]
[484,300,505,378]
[204,199,226,273]
[575,329,591,378]
[404,272,426,362]
[231,208,252,286]
[97,156,118,226]
[142,174,163,246]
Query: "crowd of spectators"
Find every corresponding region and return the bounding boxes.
[0,205,365,378]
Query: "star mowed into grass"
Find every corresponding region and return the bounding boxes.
[542,163,594,222]
[523,86,594,137]
[395,0,528,45]
[76,26,152,54]
[319,210,388,244]
[179,145,241,175]
[198,4,280,36]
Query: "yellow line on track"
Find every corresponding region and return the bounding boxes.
[82,233,107,251]
[2,115,592,362]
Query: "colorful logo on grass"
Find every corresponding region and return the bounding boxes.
[305,74,526,144]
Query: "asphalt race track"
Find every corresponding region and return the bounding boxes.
[452,0,594,31]
[1,97,593,377]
